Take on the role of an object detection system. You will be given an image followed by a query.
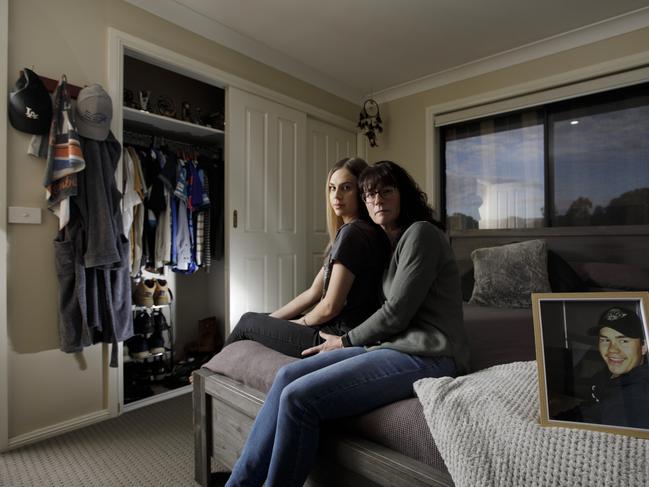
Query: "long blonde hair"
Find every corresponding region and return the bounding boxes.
[324,157,369,255]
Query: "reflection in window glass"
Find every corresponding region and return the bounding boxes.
[444,111,544,230]
[550,87,649,226]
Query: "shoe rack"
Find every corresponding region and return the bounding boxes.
[124,276,175,405]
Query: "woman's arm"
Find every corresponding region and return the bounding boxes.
[346,223,441,346]
[270,268,324,320]
[302,225,438,356]
[290,262,355,326]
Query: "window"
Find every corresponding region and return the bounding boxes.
[442,82,649,231]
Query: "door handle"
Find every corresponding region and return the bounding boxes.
[233,210,238,228]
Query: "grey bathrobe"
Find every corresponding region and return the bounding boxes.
[54,132,133,366]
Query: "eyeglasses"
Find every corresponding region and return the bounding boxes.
[362,187,397,203]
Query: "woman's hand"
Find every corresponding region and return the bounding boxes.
[301,331,343,356]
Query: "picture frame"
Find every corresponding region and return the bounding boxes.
[532,291,649,439]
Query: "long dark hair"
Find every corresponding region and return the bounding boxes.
[359,160,444,231]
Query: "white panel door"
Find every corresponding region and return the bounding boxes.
[306,118,357,280]
[227,87,307,330]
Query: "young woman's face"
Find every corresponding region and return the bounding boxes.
[363,185,401,231]
[328,168,359,223]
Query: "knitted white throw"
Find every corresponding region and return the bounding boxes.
[414,361,649,487]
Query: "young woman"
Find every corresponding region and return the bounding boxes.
[224,161,470,487]
[224,157,390,358]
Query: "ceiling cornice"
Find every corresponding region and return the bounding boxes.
[373,6,649,103]
[126,1,649,105]
[125,0,364,103]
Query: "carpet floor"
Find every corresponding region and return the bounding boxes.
[1,393,196,487]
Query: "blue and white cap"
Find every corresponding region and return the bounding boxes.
[75,84,112,141]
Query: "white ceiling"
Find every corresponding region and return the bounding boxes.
[128,0,649,103]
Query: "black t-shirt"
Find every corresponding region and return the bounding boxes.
[319,220,390,335]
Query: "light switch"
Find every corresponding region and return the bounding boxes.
[8,206,42,224]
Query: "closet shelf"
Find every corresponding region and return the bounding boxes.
[132,303,171,310]
[123,106,224,146]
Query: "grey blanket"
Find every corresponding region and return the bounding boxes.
[414,361,649,487]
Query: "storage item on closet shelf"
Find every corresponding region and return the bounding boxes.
[133,278,156,307]
[8,68,53,134]
[153,279,172,305]
[75,84,112,141]
[133,310,154,335]
[148,330,166,355]
[152,309,169,331]
[125,335,151,360]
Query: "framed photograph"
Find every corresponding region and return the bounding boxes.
[532,292,649,438]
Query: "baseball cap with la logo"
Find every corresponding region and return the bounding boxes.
[8,68,53,135]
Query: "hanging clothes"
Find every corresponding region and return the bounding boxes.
[54,132,133,367]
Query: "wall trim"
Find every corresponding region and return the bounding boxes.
[1,0,9,453]
[425,50,649,224]
[6,409,112,451]
[124,0,363,104]
[375,7,649,103]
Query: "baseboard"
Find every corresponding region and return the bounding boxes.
[122,384,192,413]
[5,409,112,451]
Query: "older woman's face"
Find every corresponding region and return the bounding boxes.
[363,185,400,230]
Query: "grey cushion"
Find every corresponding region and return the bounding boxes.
[341,398,448,471]
[469,239,552,308]
[463,303,535,372]
[203,340,297,393]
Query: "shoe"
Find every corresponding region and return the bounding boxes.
[148,330,166,355]
[133,310,154,335]
[152,309,169,331]
[152,362,167,381]
[133,279,155,307]
[153,279,172,305]
[126,335,151,359]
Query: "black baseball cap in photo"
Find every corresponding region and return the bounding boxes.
[8,68,53,135]
[589,306,645,339]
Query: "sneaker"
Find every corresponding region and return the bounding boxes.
[126,335,151,359]
[153,279,172,305]
[133,310,154,335]
[152,309,169,331]
[148,330,166,355]
[133,279,155,307]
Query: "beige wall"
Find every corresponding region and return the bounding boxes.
[5,0,356,440]
[368,27,649,189]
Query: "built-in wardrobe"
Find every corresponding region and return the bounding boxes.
[120,54,226,409]
[110,31,358,414]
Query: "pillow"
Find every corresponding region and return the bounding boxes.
[469,239,552,308]
[202,340,297,393]
[547,250,586,292]
[572,262,649,291]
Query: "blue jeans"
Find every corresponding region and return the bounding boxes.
[225,347,457,487]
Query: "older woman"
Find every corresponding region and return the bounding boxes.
[225,161,469,487]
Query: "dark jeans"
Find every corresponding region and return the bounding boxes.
[225,312,324,358]
[225,347,457,487]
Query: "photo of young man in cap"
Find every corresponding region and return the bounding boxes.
[566,306,649,429]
